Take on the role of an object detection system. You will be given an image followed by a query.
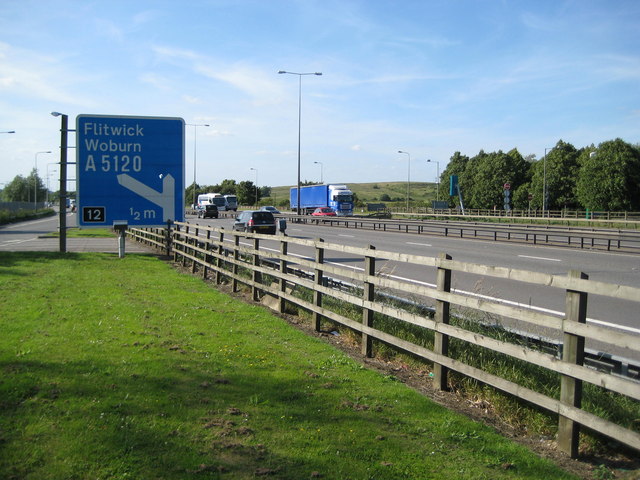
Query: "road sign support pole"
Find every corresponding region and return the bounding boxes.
[118,230,126,258]
[58,114,68,253]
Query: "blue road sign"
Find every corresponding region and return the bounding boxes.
[77,115,185,227]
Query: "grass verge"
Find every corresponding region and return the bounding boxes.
[0,252,577,479]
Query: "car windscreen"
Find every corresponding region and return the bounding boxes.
[252,212,274,223]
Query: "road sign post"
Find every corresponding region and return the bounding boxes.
[503,183,511,211]
[77,115,185,228]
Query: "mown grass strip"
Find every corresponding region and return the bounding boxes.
[0,252,576,479]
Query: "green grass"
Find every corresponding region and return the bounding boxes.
[0,252,577,479]
[42,227,117,238]
[278,280,640,451]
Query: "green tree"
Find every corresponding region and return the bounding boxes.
[576,139,640,211]
[260,186,272,198]
[236,181,258,206]
[1,175,29,202]
[219,179,237,195]
[185,183,202,208]
[440,151,469,207]
[464,149,529,210]
[1,171,46,204]
[529,140,579,210]
[512,182,533,210]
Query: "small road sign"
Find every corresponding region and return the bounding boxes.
[77,115,185,227]
[503,182,511,190]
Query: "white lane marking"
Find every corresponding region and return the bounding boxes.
[518,255,561,262]
[376,270,638,334]
[338,234,355,238]
[0,237,38,247]
[407,242,432,247]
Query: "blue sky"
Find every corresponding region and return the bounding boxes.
[1,0,639,190]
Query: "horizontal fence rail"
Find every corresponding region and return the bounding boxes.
[386,207,640,223]
[128,222,640,458]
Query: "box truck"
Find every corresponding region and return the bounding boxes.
[290,184,354,216]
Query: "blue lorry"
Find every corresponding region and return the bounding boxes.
[290,184,354,216]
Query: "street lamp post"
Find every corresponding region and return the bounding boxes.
[1,130,15,134]
[398,150,411,211]
[426,159,440,203]
[34,151,52,211]
[278,70,322,215]
[250,167,258,207]
[313,161,323,183]
[187,123,210,208]
[46,163,58,205]
[51,112,69,253]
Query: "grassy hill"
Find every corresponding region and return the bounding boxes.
[266,181,439,208]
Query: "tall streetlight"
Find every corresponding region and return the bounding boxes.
[250,167,258,206]
[313,161,323,183]
[398,150,411,211]
[51,112,69,253]
[1,130,15,134]
[186,123,210,208]
[34,150,52,211]
[278,70,323,214]
[427,159,440,203]
[46,163,58,205]
[543,147,552,213]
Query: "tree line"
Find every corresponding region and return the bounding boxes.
[440,138,640,211]
[3,138,639,212]
[185,179,271,207]
[0,169,49,204]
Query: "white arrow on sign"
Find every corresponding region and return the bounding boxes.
[117,174,175,222]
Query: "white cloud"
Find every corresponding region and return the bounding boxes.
[0,42,95,106]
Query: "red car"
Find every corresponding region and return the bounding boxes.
[311,207,336,216]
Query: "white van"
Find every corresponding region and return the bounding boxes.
[197,193,225,209]
[223,195,238,211]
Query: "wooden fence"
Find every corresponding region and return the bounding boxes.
[127,222,640,458]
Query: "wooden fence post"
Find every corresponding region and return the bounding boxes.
[433,253,452,391]
[361,245,376,357]
[182,225,190,267]
[558,270,588,458]
[232,235,240,293]
[215,230,224,284]
[202,228,211,280]
[313,239,325,331]
[191,225,199,274]
[252,237,261,301]
[279,239,288,314]
[165,220,172,257]
[171,224,178,261]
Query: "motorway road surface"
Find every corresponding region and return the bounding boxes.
[0,212,147,253]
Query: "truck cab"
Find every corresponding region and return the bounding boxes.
[327,185,353,216]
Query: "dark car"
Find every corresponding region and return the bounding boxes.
[260,205,281,214]
[197,204,219,219]
[233,210,276,234]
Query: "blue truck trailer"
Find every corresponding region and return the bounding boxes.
[290,184,354,216]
